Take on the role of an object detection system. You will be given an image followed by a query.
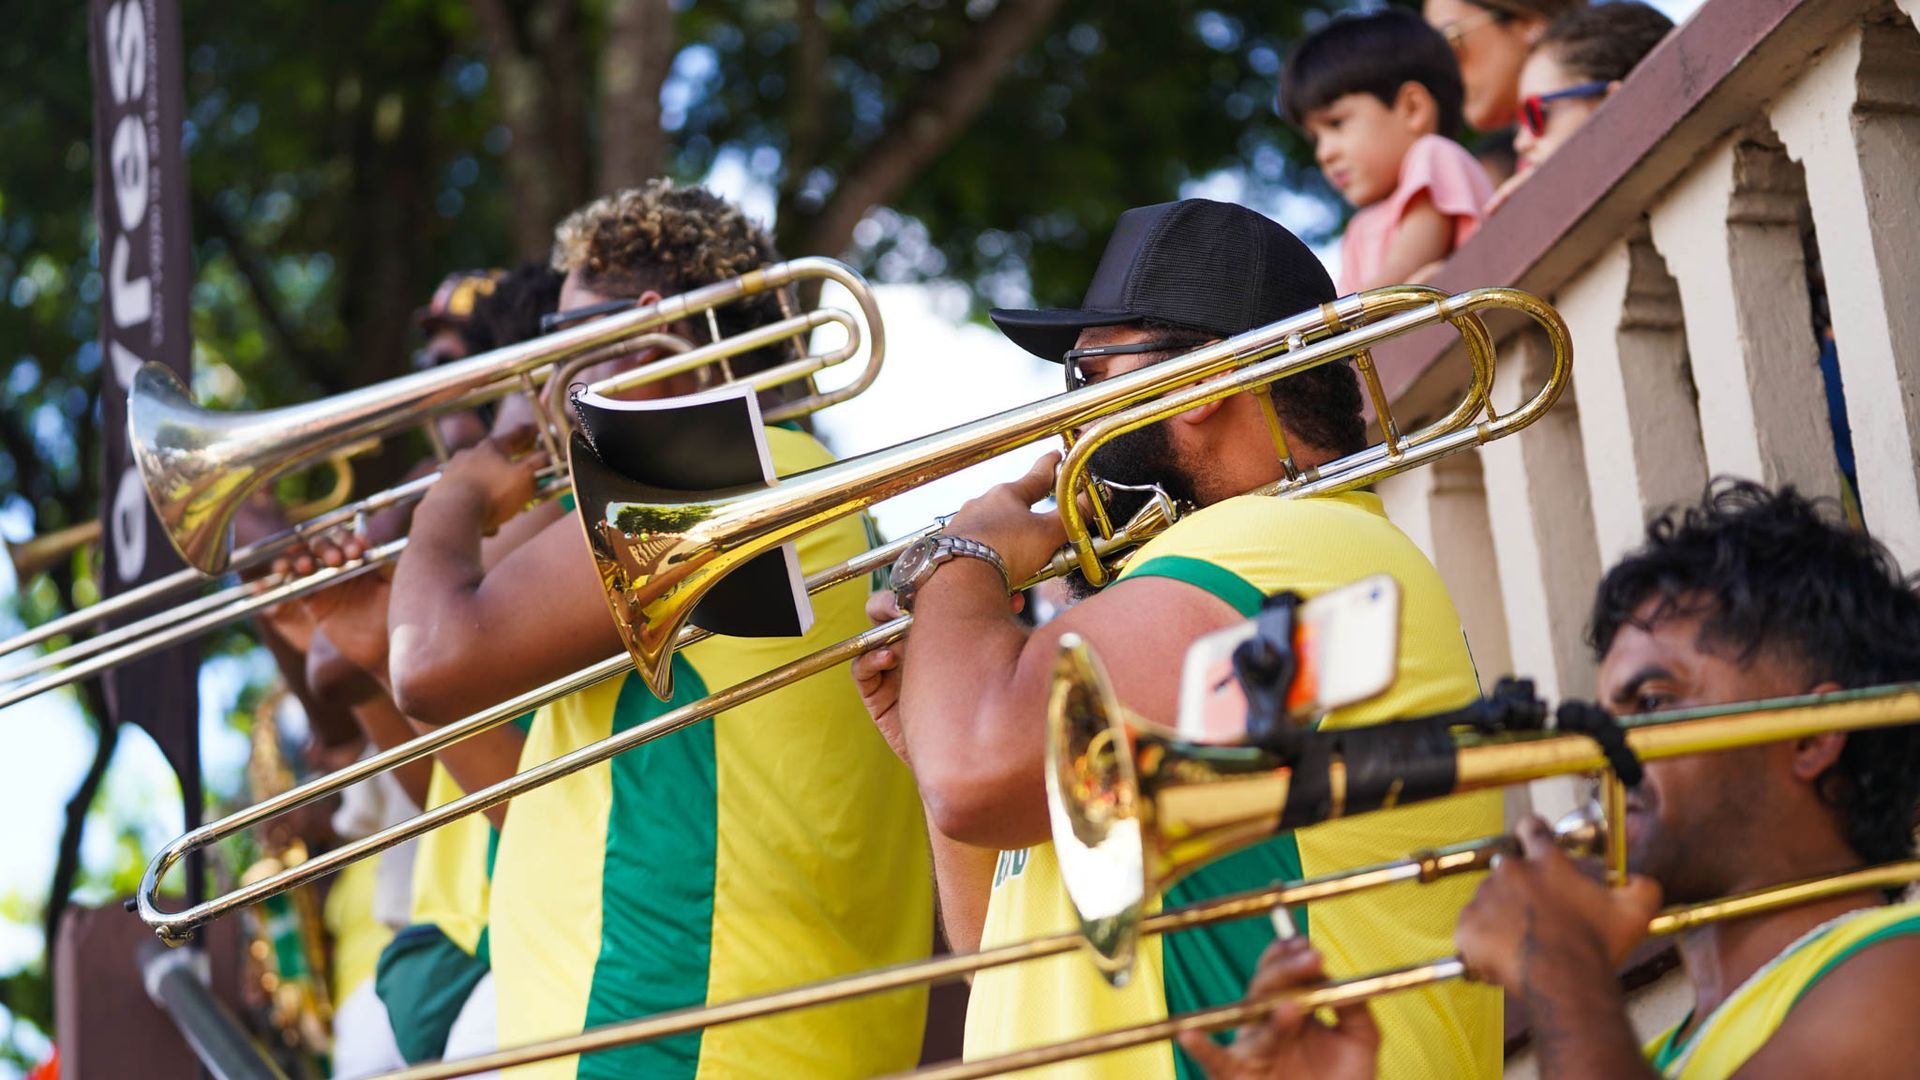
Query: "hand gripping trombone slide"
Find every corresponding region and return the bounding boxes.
[135,284,1567,949]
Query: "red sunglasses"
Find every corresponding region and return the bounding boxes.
[1520,80,1611,137]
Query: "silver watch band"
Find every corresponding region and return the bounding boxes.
[933,535,1010,590]
[897,534,1010,613]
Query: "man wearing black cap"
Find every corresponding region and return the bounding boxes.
[855,199,1503,1077]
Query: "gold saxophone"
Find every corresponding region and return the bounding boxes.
[240,688,334,1066]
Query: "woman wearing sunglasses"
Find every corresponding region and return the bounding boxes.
[1488,2,1675,212]
[1423,0,1578,132]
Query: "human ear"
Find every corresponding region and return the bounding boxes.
[1395,81,1439,135]
[1174,398,1226,426]
[1175,344,1231,424]
[1790,730,1847,782]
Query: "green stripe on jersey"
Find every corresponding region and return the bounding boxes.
[578,660,717,1079]
[1123,555,1267,617]
[1163,833,1307,1080]
[1796,914,1920,1004]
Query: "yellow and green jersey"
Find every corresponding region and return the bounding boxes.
[1646,900,1920,1078]
[375,761,510,1063]
[325,853,393,1004]
[963,490,1504,1079]
[488,427,933,1079]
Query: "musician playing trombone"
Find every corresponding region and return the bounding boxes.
[1186,482,1920,1079]
[376,181,933,1079]
[855,199,1504,1077]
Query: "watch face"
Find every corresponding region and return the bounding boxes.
[892,537,936,586]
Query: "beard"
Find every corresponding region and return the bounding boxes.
[1064,422,1204,601]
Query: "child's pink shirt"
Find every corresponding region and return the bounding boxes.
[1337,134,1491,294]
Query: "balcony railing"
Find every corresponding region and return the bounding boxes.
[1364,0,1920,1063]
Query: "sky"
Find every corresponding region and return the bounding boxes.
[0,0,1711,1064]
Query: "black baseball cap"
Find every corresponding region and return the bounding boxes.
[989,199,1336,362]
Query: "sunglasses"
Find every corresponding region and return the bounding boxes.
[1061,337,1209,391]
[538,297,639,335]
[1520,80,1612,138]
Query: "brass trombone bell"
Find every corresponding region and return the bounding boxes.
[1045,633,1920,984]
[130,256,884,574]
[5,520,100,583]
[577,285,1564,698]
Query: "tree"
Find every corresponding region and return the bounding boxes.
[0,0,1342,1059]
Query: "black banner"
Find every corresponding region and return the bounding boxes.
[89,0,201,833]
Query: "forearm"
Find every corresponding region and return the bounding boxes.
[349,693,433,809]
[898,561,1048,848]
[411,718,524,830]
[387,484,494,721]
[927,816,1000,957]
[1523,950,1655,1080]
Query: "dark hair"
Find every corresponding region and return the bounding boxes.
[1536,2,1673,84]
[552,179,789,380]
[1280,10,1465,137]
[1140,319,1366,457]
[1590,480,1920,865]
[1464,0,1582,21]
[461,261,565,355]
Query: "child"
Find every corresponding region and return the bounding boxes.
[1281,10,1491,294]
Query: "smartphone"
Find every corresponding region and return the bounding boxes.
[1176,574,1402,743]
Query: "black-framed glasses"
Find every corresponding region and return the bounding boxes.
[539,297,638,335]
[1520,80,1611,137]
[1062,338,1209,391]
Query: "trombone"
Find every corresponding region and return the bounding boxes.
[578,285,1537,698]
[137,283,1565,944]
[131,255,883,575]
[0,258,882,711]
[379,652,1920,1080]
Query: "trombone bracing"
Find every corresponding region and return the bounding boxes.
[386,667,1920,1080]
[0,258,882,711]
[139,282,1563,945]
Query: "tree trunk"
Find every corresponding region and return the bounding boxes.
[471,0,590,259]
[789,0,1066,259]
[597,0,675,194]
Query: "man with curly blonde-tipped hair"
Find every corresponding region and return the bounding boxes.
[384,180,933,1078]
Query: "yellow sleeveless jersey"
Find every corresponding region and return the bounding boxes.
[408,763,493,954]
[325,854,392,1003]
[374,761,505,1062]
[1646,900,1920,1078]
[488,427,933,1079]
[963,491,1504,1079]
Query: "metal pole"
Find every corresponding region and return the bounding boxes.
[139,942,289,1080]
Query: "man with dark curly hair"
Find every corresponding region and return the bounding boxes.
[1190,480,1920,1079]
[384,181,932,1078]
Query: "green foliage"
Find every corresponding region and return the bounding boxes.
[676,1,1341,304]
[0,0,1344,1064]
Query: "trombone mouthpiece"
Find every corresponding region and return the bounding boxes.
[1551,802,1609,860]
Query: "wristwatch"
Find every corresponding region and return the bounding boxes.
[890,534,1010,613]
